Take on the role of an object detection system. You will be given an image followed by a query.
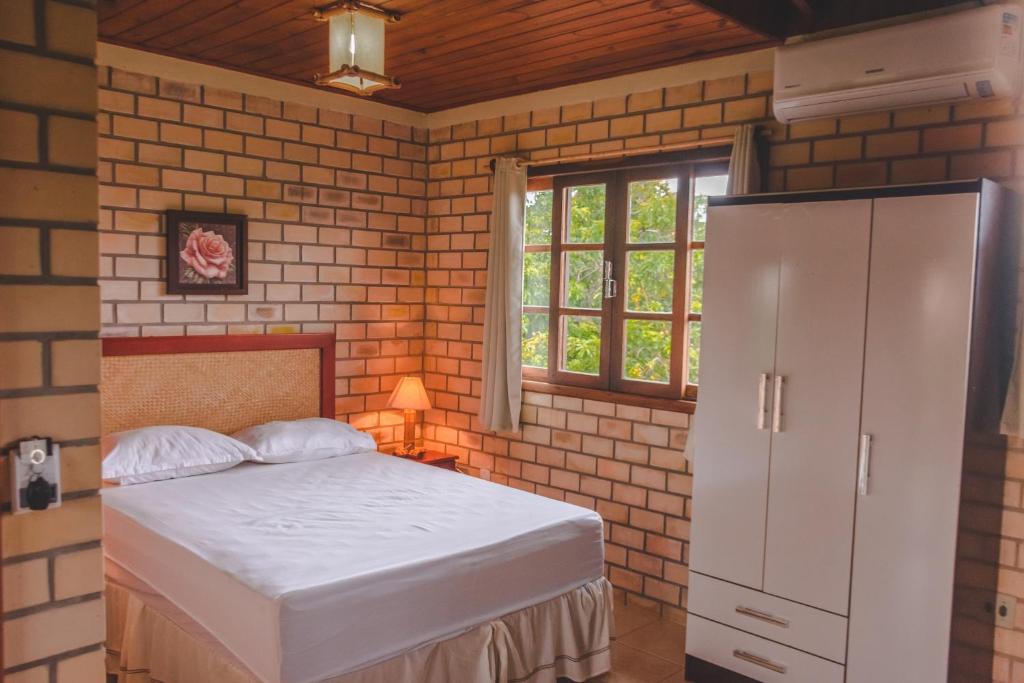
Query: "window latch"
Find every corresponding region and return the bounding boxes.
[603,260,617,299]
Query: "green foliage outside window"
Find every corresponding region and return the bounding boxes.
[688,321,702,385]
[521,175,723,384]
[525,190,552,245]
[522,312,549,368]
[689,249,704,314]
[566,185,606,243]
[691,192,709,241]
[625,319,672,383]
[565,251,604,310]
[563,185,607,373]
[564,316,601,375]
[629,179,677,243]
[523,252,550,306]
[521,181,681,378]
[523,190,553,369]
[626,251,674,313]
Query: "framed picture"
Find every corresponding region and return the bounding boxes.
[165,210,247,295]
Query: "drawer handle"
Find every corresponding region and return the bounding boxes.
[733,649,787,674]
[735,605,790,628]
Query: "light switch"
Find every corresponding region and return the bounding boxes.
[10,438,61,514]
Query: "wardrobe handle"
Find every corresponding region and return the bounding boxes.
[756,373,770,430]
[735,605,790,628]
[771,375,784,433]
[858,434,872,496]
[733,649,787,674]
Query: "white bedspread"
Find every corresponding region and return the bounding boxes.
[102,453,605,683]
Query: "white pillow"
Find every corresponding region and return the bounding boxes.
[102,426,254,485]
[232,418,377,464]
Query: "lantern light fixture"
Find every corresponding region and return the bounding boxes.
[313,1,401,96]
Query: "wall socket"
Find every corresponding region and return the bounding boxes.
[479,468,491,481]
[995,593,1016,628]
[10,438,61,514]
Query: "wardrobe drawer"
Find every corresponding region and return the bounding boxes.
[686,614,845,683]
[688,572,848,663]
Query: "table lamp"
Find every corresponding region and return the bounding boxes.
[386,376,431,456]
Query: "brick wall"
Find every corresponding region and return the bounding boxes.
[420,68,1024,677]
[96,69,429,448]
[0,0,106,680]
[516,392,692,610]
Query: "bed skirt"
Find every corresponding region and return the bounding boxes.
[105,565,613,683]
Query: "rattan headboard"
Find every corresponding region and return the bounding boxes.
[101,334,335,435]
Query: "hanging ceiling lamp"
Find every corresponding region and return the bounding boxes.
[313,1,401,96]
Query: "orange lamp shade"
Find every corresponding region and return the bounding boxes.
[386,376,432,411]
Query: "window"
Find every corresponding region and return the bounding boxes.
[522,162,728,401]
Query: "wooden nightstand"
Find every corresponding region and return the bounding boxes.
[396,450,458,471]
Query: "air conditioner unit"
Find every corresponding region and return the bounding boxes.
[774,4,1024,124]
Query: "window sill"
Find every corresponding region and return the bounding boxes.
[521,380,696,414]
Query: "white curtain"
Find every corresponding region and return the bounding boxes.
[726,124,761,195]
[685,126,761,464]
[479,158,527,433]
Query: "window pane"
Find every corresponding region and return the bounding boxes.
[523,252,550,306]
[691,174,728,242]
[564,251,604,310]
[566,184,605,244]
[688,320,702,385]
[628,178,678,243]
[624,319,671,384]
[562,315,601,375]
[525,190,553,245]
[689,248,704,314]
[626,250,674,313]
[522,313,549,369]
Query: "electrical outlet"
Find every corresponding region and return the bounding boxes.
[479,468,491,481]
[995,593,1016,628]
[10,438,61,514]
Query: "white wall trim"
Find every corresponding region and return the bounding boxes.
[96,43,429,128]
[97,43,776,131]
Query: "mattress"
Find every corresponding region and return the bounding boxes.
[102,452,605,683]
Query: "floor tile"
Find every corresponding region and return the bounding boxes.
[613,599,661,637]
[583,607,691,683]
[618,620,686,665]
[600,642,682,683]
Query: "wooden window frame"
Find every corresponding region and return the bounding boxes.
[549,170,615,390]
[612,164,689,398]
[522,153,729,405]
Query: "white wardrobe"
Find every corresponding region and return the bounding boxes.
[685,180,1019,683]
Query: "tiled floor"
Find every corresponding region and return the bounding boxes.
[592,594,688,683]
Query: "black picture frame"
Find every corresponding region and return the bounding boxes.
[164,210,248,295]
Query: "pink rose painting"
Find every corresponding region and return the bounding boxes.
[181,227,234,281]
[165,211,247,295]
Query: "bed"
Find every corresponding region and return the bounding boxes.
[100,333,613,683]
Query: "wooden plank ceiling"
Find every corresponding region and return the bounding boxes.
[97,0,966,112]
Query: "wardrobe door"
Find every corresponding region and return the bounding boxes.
[846,193,980,683]
[689,204,780,590]
[762,200,871,615]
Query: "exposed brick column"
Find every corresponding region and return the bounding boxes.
[0,0,105,680]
